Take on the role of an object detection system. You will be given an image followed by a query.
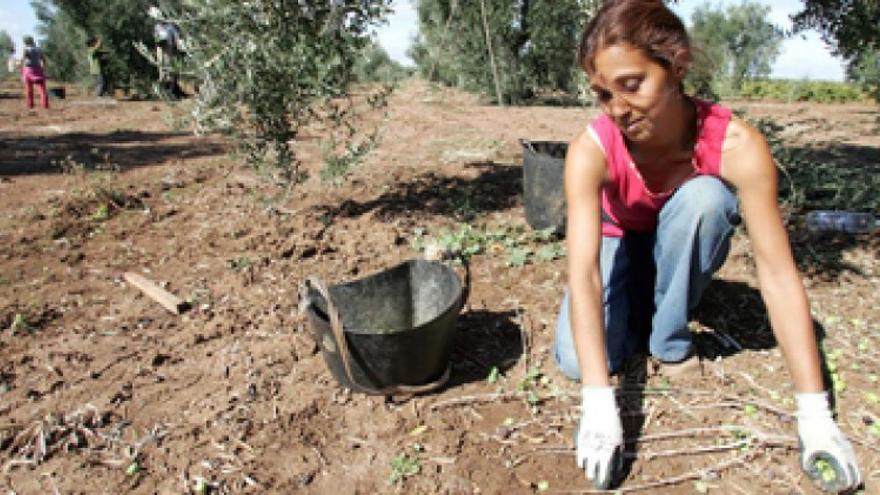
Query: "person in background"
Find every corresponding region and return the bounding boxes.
[555,0,862,492]
[154,17,182,97]
[6,45,17,75]
[20,35,48,109]
[87,36,107,97]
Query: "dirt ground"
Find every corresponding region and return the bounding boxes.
[1,80,879,494]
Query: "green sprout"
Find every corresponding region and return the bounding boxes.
[125,461,141,476]
[226,256,255,270]
[533,227,557,242]
[389,454,420,484]
[506,247,532,267]
[814,458,837,483]
[9,313,33,335]
[90,203,110,222]
[526,390,541,406]
[519,367,543,390]
[487,366,500,384]
[536,244,566,262]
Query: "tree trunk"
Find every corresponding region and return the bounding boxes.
[479,0,504,106]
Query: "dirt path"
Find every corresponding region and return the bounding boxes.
[1,81,879,494]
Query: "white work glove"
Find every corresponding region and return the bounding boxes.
[796,392,862,493]
[576,386,624,490]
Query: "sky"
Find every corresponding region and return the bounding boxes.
[1,0,847,81]
[0,0,38,53]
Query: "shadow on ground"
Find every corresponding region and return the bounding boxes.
[315,161,522,222]
[447,309,523,388]
[0,129,225,176]
[693,279,777,358]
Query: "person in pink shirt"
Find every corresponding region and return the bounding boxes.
[555,0,861,491]
[20,35,48,109]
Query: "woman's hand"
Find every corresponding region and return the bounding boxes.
[576,386,624,489]
[796,392,862,492]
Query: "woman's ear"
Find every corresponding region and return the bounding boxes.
[672,49,691,81]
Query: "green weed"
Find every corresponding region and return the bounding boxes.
[743,404,758,418]
[506,247,532,267]
[535,244,566,262]
[487,366,500,384]
[9,313,33,335]
[414,222,565,267]
[389,453,420,484]
[90,203,110,222]
[226,257,255,270]
[813,458,837,483]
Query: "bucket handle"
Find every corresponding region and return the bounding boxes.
[519,138,537,154]
[455,256,471,314]
[300,276,451,397]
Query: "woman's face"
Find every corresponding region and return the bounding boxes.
[588,43,685,143]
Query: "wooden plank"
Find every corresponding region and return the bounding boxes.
[123,272,190,315]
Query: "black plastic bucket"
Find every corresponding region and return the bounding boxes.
[49,87,65,99]
[301,259,468,395]
[521,140,568,233]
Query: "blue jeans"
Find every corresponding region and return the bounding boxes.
[554,177,740,379]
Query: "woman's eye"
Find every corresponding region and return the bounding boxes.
[622,79,641,92]
[594,90,611,102]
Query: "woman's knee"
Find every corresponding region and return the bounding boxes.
[661,176,738,229]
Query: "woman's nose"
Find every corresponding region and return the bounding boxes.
[606,92,632,118]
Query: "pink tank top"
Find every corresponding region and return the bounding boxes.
[589,98,732,237]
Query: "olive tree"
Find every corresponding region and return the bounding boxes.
[689,1,783,94]
[152,0,391,182]
[791,0,879,61]
[0,30,13,75]
[792,0,879,102]
[848,48,880,101]
[410,0,599,104]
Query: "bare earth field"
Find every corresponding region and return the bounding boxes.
[1,81,879,494]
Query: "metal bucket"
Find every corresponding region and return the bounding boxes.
[521,139,568,233]
[301,259,468,395]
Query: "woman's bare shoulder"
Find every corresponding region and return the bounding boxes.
[720,115,774,184]
[722,116,768,155]
[566,128,607,176]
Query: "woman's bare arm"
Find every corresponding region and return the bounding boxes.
[565,130,611,385]
[720,118,823,392]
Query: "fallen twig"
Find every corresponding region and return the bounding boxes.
[430,391,529,411]
[549,451,757,494]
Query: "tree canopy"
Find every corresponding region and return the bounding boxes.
[0,30,13,65]
[791,0,879,61]
[689,1,783,93]
[153,0,391,180]
[410,0,599,104]
[30,0,181,89]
